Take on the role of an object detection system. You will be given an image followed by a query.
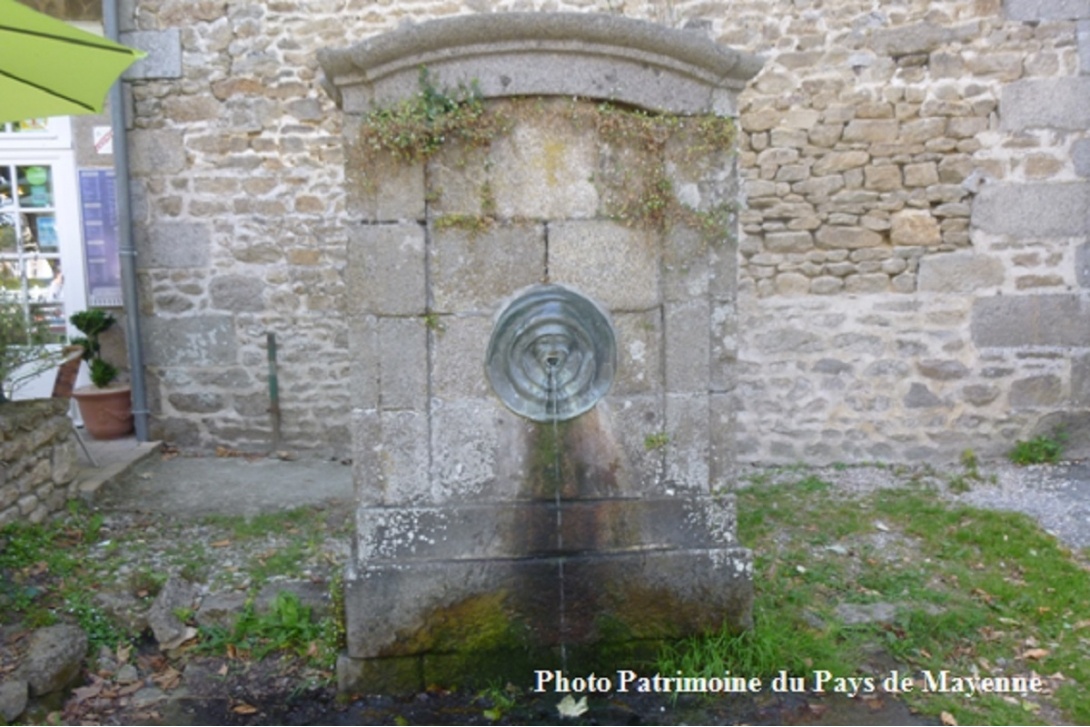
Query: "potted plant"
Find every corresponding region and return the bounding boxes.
[70,309,133,439]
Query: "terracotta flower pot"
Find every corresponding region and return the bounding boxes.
[72,384,133,440]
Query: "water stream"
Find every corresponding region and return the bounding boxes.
[546,363,568,670]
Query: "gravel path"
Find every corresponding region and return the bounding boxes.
[739,460,1090,552]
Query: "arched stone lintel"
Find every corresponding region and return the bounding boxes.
[319,12,763,116]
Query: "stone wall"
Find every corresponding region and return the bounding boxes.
[121,0,1089,463]
[728,0,1090,462]
[0,400,80,528]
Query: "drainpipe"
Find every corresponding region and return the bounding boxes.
[103,0,150,442]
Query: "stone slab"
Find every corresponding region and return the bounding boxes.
[431,316,493,400]
[141,315,236,367]
[665,298,711,393]
[663,225,711,303]
[349,316,379,410]
[548,221,661,312]
[319,13,762,116]
[136,221,210,268]
[129,129,186,176]
[605,395,666,497]
[710,300,736,394]
[355,496,736,563]
[971,294,1090,347]
[1078,243,1090,288]
[611,310,664,397]
[428,398,522,502]
[343,545,753,660]
[665,393,710,493]
[1004,0,1090,21]
[708,392,736,489]
[490,115,600,220]
[1001,78,1090,131]
[345,222,426,316]
[918,252,1004,292]
[1080,20,1090,75]
[375,410,430,505]
[972,183,1090,238]
[121,30,183,79]
[429,223,545,315]
[377,317,427,411]
[209,275,263,312]
[1074,138,1090,179]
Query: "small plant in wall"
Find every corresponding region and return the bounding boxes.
[70,309,133,439]
[359,67,507,163]
[1008,428,1067,466]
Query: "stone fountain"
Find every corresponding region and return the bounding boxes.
[319,13,762,693]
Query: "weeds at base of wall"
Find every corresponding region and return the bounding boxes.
[1007,428,1067,466]
[196,591,342,667]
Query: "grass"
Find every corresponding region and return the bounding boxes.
[197,590,342,667]
[660,469,1090,725]
[4,468,1088,724]
[0,502,349,667]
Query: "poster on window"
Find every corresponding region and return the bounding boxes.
[78,169,122,306]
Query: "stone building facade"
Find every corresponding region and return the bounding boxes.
[32,0,1089,464]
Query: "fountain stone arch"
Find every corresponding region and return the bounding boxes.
[322,12,763,694]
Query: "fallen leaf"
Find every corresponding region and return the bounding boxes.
[232,703,259,715]
[217,664,229,677]
[941,710,958,725]
[556,694,588,719]
[71,678,105,703]
[919,648,932,659]
[159,626,198,651]
[116,643,131,663]
[211,539,232,548]
[1021,648,1049,660]
[153,666,183,690]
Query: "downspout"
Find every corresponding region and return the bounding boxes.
[103,0,149,442]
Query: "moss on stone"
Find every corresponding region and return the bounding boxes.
[394,591,533,656]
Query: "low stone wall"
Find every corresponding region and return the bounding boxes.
[0,400,80,528]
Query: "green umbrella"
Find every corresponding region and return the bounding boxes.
[0,0,145,124]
